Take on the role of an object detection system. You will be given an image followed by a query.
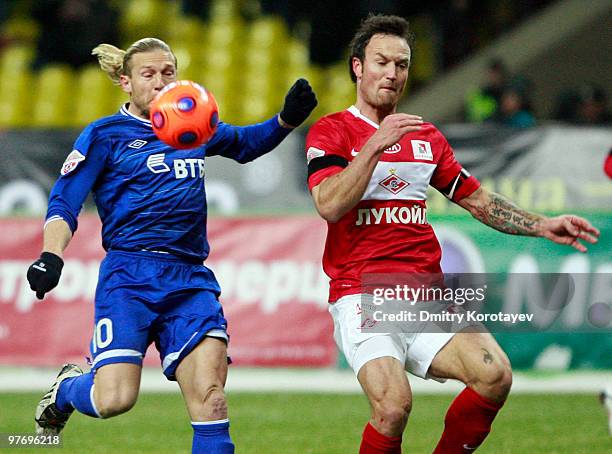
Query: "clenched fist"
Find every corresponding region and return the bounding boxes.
[280,79,318,127]
[27,252,64,299]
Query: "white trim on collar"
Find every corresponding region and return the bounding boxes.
[347,105,380,129]
[120,103,152,125]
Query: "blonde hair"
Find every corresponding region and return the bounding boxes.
[92,38,177,84]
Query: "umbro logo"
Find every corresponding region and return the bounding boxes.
[128,139,148,149]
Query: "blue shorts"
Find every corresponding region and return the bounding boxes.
[90,250,228,380]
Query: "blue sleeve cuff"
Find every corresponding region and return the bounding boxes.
[45,210,77,233]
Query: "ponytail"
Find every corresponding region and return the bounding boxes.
[92,38,176,84]
[92,43,125,84]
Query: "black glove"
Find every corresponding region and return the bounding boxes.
[280,78,318,128]
[27,252,64,300]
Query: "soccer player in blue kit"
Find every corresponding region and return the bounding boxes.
[26,37,317,453]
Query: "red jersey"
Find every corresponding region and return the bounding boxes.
[605,149,612,179]
[306,106,480,302]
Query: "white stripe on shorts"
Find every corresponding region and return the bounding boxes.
[162,331,199,372]
[162,329,229,372]
[92,349,143,368]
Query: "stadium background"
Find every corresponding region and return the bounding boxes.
[0,0,610,452]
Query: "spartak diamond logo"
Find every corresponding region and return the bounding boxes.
[378,171,410,194]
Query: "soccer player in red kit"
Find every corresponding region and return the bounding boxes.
[305,14,600,453]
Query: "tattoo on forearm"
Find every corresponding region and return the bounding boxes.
[482,348,493,364]
[472,193,543,235]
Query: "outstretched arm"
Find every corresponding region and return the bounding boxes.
[457,186,600,252]
[207,79,317,163]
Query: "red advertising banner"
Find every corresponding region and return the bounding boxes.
[0,215,336,368]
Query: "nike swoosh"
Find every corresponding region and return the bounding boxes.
[463,444,478,450]
[351,148,359,156]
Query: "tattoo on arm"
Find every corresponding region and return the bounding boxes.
[482,348,493,365]
[471,192,543,236]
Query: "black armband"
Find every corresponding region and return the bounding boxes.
[307,155,349,178]
[439,168,472,200]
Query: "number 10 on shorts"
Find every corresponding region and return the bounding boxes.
[92,318,113,353]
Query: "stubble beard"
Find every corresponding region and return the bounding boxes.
[132,97,151,119]
[375,93,398,114]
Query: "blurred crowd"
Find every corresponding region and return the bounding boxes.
[258,0,554,68]
[554,84,612,126]
[465,58,611,128]
[1,0,119,70]
[0,0,609,127]
[1,0,555,69]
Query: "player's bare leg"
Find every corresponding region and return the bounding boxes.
[35,362,141,435]
[429,328,512,402]
[176,337,229,420]
[357,356,412,452]
[93,363,141,418]
[428,327,512,452]
[176,336,233,453]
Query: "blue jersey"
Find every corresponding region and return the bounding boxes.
[46,104,291,262]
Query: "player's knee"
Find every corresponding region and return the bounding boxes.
[207,394,228,420]
[475,361,512,401]
[496,363,513,398]
[196,383,228,420]
[95,389,138,418]
[373,395,412,432]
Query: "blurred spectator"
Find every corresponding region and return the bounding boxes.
[554,89,582,123]
[261,0,355,66]
[0,0,18,50]
[464,58,508,122]
[31,0,119,70]
[0,1,13,25]
[554,84,611,126]
[433,0,483,68]
[577,85,611,125]
[0,0,16,24]
[260,0,309,30]
[261,1,421,67]
[435,1,553,69]
[181,0,210,21]
[492,76,536,128]
[268,1,555,71]
[309,0,357,66]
